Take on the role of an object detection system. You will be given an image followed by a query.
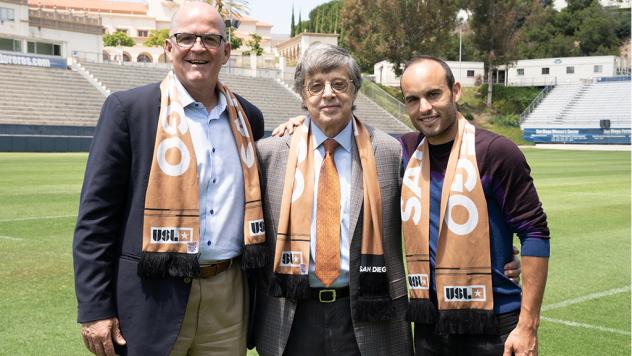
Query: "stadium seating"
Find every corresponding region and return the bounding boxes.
[77,61,411,134]
[0,64,104,127]
[521,81,631,129]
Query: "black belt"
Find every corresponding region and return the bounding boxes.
[310,287,350,303]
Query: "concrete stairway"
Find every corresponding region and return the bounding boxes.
[0,64,104,127]
[79,61,410,134]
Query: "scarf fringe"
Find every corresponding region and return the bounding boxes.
[137,252,200,278]
[241,243,268,269]
[406,299,438,324]
[435,309,499,335]
[354,272,394,321]
[269,274,310,299]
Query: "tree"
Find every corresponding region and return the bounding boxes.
[342,0,460,74]
[103,31,135,47]
[297,12,303,33]
[227,27,243,50]
[469,0,531,108]
[290,5,296,37]
[307,0,342,34]
[243,33,263,56]
[210,0,249,19]
[340,0,384,70]
[512,1,621,59]
[144,29,170,47]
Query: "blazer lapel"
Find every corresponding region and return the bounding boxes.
[349,139,363,237]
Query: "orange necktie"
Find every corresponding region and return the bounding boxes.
[315,138,340,287]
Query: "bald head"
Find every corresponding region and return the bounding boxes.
[170,1,225,35]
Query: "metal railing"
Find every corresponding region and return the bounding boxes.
[359,76,413,129]
[519,85,554,124]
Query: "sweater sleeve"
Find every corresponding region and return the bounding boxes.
[486,136,550,257]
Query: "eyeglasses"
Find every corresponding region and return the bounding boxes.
[171,33,224,49]
[304,79,353,96]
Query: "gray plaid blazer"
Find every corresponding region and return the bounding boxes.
[254,123,413,356]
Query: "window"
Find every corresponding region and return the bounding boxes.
[594,65,603,73]
[115,28,128,35]
[0,37,20,52]
[27,41,61,56]
[542,67,550,75]
[0,7,15,22]
[566,66,574,74]
[517,68,524,76]
[466,70,475,77]
[137,30,149,37]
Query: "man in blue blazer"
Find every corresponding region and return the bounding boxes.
[73,3,264,355]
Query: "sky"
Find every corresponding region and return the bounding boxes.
[117,0,332,35]
[248,0,330,35]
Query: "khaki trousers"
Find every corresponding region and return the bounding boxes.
[170,262,248,356]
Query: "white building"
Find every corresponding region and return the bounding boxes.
[0,0,102,62]
[506,56,625,86]
[372,60,485,87]
[553,0,631,9]
[24,0,276,64]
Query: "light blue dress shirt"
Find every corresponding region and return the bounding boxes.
[174,78,244,262]
[308,119,353,288]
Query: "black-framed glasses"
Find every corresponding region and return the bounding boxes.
[304,79,353,96]
[171,33,224,49]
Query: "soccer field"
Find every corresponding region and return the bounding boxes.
[0,149,629,355]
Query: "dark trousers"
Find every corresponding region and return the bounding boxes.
[414,311,519,356]
[283,296,361,356]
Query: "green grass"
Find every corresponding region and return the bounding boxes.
[0,150,629,355]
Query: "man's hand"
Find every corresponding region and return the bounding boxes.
[81,317,126,356]
[503,324,538,356]
[271,115,306,137]
[504,256,548,356]
[504,246,521,284]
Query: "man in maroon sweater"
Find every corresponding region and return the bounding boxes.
[399,56,549,356]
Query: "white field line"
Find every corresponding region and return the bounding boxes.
[542,317,630,336]
[0,215,76,223]
[542,286,630,312]
[0,235,22,240]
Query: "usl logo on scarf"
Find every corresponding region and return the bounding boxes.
[408,273,429,290]
[443,285,486,302]
[151,227,194,243]
[249,219,265,236]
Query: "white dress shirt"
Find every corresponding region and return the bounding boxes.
[174,78,244,262]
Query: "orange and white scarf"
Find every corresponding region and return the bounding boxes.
[270,117,394,320]
[402,116,498,334]
[138,71,266,278]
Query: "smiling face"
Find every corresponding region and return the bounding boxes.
[401,60,462,145]
[302,67,357,137]
[165,2,230,97]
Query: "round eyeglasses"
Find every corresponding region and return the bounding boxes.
[304,79,353,96]
[171,33,224,49]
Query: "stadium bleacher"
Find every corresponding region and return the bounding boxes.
[0,64,104,127]
[77,61,411,134]
[521,79,631,144]
[522,82,631,129]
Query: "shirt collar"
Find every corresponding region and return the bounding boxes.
[310,117,353,153]
[173,76,227,121]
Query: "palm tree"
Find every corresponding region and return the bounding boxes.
[209,0,250,19]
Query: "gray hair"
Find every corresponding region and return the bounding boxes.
[293,43,362,97]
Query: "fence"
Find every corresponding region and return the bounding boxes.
[359,76,412,129]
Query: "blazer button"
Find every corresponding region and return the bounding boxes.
[183,277,192,284]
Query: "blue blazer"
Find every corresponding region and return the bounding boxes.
[73,82,264,355]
